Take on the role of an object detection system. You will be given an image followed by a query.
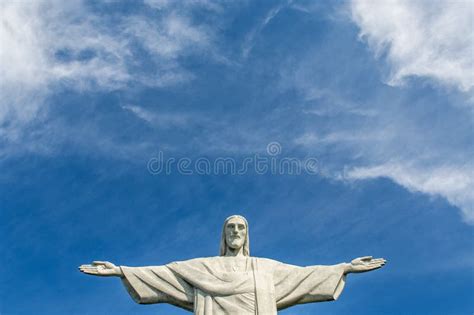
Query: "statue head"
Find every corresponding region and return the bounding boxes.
[219,215,250,256]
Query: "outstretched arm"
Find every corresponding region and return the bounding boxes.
[79,261,123,277]
[79,260,194,310]
[343,256,386,274]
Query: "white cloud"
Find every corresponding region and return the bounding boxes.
[351,0,474,91]
[293,90,474,223]
[1,1,131,125]
[278,4,474,223]
[144,0,221,12]
[242,2,290,58]
[347,162,474,223]
[122,105,189,128]
[287,59,473,223]
[0,0,213,155]
[345,0,474,222]
[295,130,384,145]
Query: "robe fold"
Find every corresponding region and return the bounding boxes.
[121,256,346,315]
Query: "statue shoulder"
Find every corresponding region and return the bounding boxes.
[252,257,282,268]
[167,256,221,266]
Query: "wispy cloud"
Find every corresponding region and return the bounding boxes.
[145,0,222,11]
[0,0,215,155]
[242,1,291,58]
[293,86,474,223]
[284,42,474,223]
[2,0,472,226]
[350,0,474,92]
[122,105,189,128]
[332,0,474,222]
[347,162,474,223]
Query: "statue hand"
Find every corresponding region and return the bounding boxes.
[346,256,386,274]
[79,261,122,277]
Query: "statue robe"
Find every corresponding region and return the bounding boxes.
[120,256,346,314]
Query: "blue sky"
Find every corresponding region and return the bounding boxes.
[1,1,473,314]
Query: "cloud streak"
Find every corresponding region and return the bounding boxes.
[283,28,474,223]
[351,0,474,92]
[122,105,190,128]
[0,0,213,155]
[347,162,474,223]
[242,1,291,58]
[293,85,474,223]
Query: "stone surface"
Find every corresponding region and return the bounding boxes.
[79,215,386,314]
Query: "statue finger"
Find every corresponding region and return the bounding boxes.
[367,264,383,269]
[360,256,373,261]
[368,260,384,265]
[85,271,99,275]
[80,266,97,270]
[80,269,97,274]
[79,264,93,268]
[368,263,384,268]
[369,260,384,265]
[92,261,107,266]
[369,265,383,270]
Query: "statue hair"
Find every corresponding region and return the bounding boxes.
[219,215,250,257]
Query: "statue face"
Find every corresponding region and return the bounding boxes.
[225,217,247,250]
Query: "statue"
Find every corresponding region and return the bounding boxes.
[79,215,386,314]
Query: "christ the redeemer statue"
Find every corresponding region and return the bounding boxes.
[79,215,386,314]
